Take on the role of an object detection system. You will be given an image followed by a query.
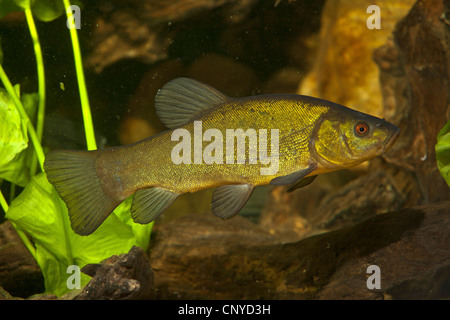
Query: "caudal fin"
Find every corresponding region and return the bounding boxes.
[44,150,120,235]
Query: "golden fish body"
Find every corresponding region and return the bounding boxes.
[44,78,399,235]
[98,97,323,194]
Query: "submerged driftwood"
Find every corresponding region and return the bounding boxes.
[67,201,449,300]
[148,202,450,300]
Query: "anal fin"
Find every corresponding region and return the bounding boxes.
[211,184,254,219]
[131,187,179,224]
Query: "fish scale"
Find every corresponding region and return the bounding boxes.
[44,77,399,235]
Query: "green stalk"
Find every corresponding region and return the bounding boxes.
[58,1,94,265]
[0,189,36,260]
[24,7,46,176]
[0,65,45,171]
[0,189,9,214]
[63,0,97,150]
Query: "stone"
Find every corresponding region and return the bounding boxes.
[84,0,259,72]
[74,246,156,300]
[0,221,44,298]
[298,0,415,117]
[0,285,18,300]
[317,201,450,299]
[263,0,450,240]
[259,170,359,242]
[374,0,450,203]
[149,215,276,299]
[149,201,450,299]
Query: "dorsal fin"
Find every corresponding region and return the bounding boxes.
[155,77,229,129]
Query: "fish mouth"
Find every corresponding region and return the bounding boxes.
[382,127,400,153]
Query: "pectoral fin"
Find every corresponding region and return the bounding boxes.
[287,175,317,192]
[131,187,179,224]
[270,163,318,186]
[211,184,254,219]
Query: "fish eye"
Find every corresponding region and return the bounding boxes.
[355,123,369,137]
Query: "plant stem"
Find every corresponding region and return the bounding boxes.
[63,0,97,150]
[0,65,45,171]
[0,189,36,260]
[0,189,8,214]
[24,7,46,176]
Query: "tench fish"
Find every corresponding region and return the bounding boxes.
[44,77,400,235]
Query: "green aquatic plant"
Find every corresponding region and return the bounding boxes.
[436,119,450,187]
[0,0,152,296]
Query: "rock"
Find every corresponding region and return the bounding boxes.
[0,221,44,298]
[263,0,450,240]
[259,170,360,242]
[74,246,156,300]
[149,215,276,299]
[149,201,450,299]
[84,0,259,73]
[27,293,58,300]
[317,201,450,300]
[307,169,407,230]
[0,285,19,300]
[374,0,450,203]
[298,0,415,117]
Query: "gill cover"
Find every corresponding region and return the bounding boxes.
[313,109,398,167]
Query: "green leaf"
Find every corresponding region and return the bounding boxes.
[0,87,28,168]
[0,87,38,186]
[0,147,34,186]
[0,0,64,22]
[436,119,450,187]
[31,0,64,22]
[6,173,153,296]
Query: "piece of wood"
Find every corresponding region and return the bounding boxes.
[148,202,450,299]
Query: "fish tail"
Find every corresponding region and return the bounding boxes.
[44,150,119,236]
